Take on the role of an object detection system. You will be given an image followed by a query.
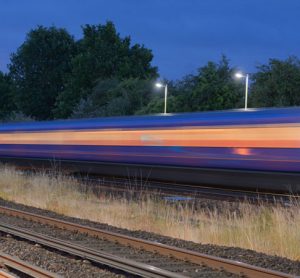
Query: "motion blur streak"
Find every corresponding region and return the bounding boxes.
[0,107,300,192]
[0,124,299,148]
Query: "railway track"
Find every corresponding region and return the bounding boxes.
[18,168,300,204]
[0,251,58,278]
[0,205,296,278]
[76,175,300,204]
[0,222,189,278]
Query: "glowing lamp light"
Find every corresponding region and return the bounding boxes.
[154,82,168,114]
[234,71,249,110]
[235,72,244,79]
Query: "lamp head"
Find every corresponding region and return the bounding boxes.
[235,72,244,79]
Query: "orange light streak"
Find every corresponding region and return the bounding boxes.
[0,125,299,148]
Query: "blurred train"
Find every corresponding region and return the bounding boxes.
[0,107,300,193]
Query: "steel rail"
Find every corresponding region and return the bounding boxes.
[0,251,59,278]
[0,222,187,278]
[0,270,15,278]
[86,179,296,203]
[77,174,300,205]
[0,206,297,278]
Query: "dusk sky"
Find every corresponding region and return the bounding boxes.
[1,0,300,80]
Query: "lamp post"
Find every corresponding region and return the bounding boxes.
[235,72,249,110]
[155,82,168,114]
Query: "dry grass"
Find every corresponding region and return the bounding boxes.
[0,164,299,260]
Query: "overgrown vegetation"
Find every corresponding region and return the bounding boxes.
[0,165,299,260]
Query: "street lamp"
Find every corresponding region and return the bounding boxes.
[235,72,249,110]
[155,82,168,114]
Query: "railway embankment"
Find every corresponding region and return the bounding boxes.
[0,164,299,267]
[0,205,297,277]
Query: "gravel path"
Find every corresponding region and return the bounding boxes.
[0,198,299,276]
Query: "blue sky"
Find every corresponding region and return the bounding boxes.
[1,0,300,79]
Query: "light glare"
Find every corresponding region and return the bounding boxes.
[235,72,244,78]
[155,83,163,88]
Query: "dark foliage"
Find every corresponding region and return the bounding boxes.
[9,26,76,120]
[250,57,300,107]
[54,22,158,118]
[0,72,16,118]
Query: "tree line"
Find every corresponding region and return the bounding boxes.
[1,21,300,121]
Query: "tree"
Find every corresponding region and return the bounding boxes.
[54,22,158,118]
[136,57,243,115]
[250,57,300,107]
[71,79,120,118]
[135,79,184,114]
[0,71,16,118]
[71,78,154,118]
[9,26,76,120]
[135,94,181,115]
[190,56,243,111]
[167,75,198,113]
[140,56,243,115]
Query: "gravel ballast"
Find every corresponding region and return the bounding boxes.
[0,235,126,278]
[0,214,237,278]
